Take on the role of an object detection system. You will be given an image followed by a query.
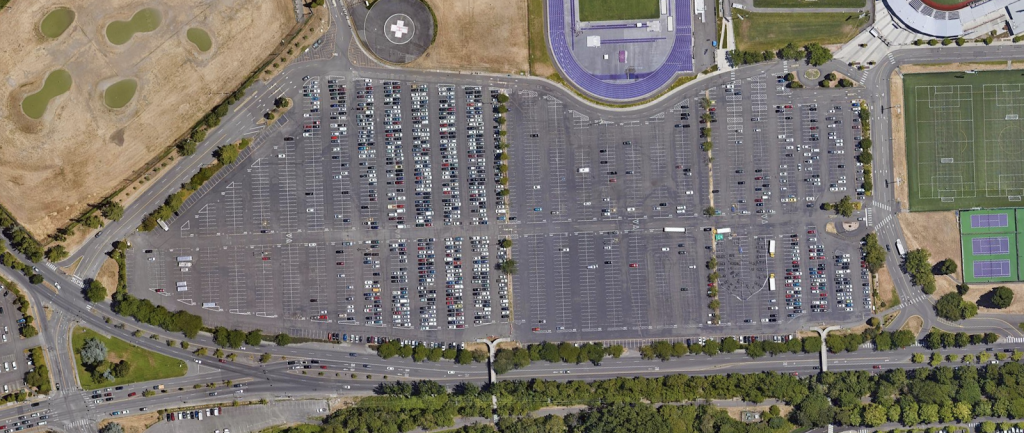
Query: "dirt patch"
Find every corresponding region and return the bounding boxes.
[96,258,119,298]
[890,69,909,207]
[825,222,837,234]
[796,330,818,339]
[897,211,961,273]
[901,315,924,337]
[962,283,1024,314]
[495,341,520,350]
[463,342,489,353]
[838,323,871,335]
[724,404,792,421]
[405,0,528,74]
[99,412,160,433]
[0,0,295,238]
[876,267,897,309]
[328,396,359,413]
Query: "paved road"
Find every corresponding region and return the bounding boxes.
[0,1,1023,430]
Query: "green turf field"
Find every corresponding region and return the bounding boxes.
[578,0,660,22]
[733,10,870,52]
[904,71,1024,211]
[752,0,866,8]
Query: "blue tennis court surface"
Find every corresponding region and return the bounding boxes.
[971,213,1008,228]
[974,260,1011,278]
[972,237,1011,255]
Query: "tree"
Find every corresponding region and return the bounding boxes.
[86,280,107,303]
[957,283,970,296]
[246,330,263,347]
[703,206,716,217]
[838,78,854,88]
[989,286,1014,308]
[857,150,873,164]
[274,333,291,346]
[81,214,104,229]
[938,258,957,275]
[177,139,198,156]
[260,353,272,363]
[834,195,855,217]
[805,43,833,66]
[936,292,978,321]
[778,42,803,61]
[20,324,37,338]
[497,93,510,104]
[498,259,518,275]
[112,360,131,378]
[863,403,888,427]
[99,423,125,433]
[45,245,68,262]
[100,201,124,221]
[215,144,240,165]
[863,233,887,273]
[499,238,513,249]
[81,338,108,366]
[912,353,925,363]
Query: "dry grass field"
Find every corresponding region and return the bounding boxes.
[890,69,909,206]
[901,315,924,337]
[99,412,160,433]
[0,0,294,238]
[406,0,529,74]
[963,283,1024,314]
[897,212,962,272]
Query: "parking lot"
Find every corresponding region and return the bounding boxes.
[130,68,875,343]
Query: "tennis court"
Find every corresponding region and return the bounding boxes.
[960,209,1024,283]
[904,71,1024,211]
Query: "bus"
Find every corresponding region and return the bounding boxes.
[895,239,906,257]
[176,256,193,262]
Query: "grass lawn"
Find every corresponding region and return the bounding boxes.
[752,0,865,8]
[926,0,970,5]
[527,0,555,76]
[72,327,187,391]
[733,10,870,52]
[579,0,660,22]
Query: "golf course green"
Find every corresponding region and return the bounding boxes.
[186,28,212,52]
[105,8,161,45]
[103,79,138,109]
[40,8,76,38]
[21,69,73,120]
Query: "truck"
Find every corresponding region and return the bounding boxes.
[175,282,188,288]
[177,286,188,292]
[663,227,686,233]
[153,384,165,390]
[895,239,906,257]
[769,274,776,291]
[176,256,193,262]
[178,262,192,268]
[716,227,732,234]
[768,240,776,258]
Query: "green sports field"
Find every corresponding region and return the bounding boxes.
[578,0,660,22]
[904,71,1024,211]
